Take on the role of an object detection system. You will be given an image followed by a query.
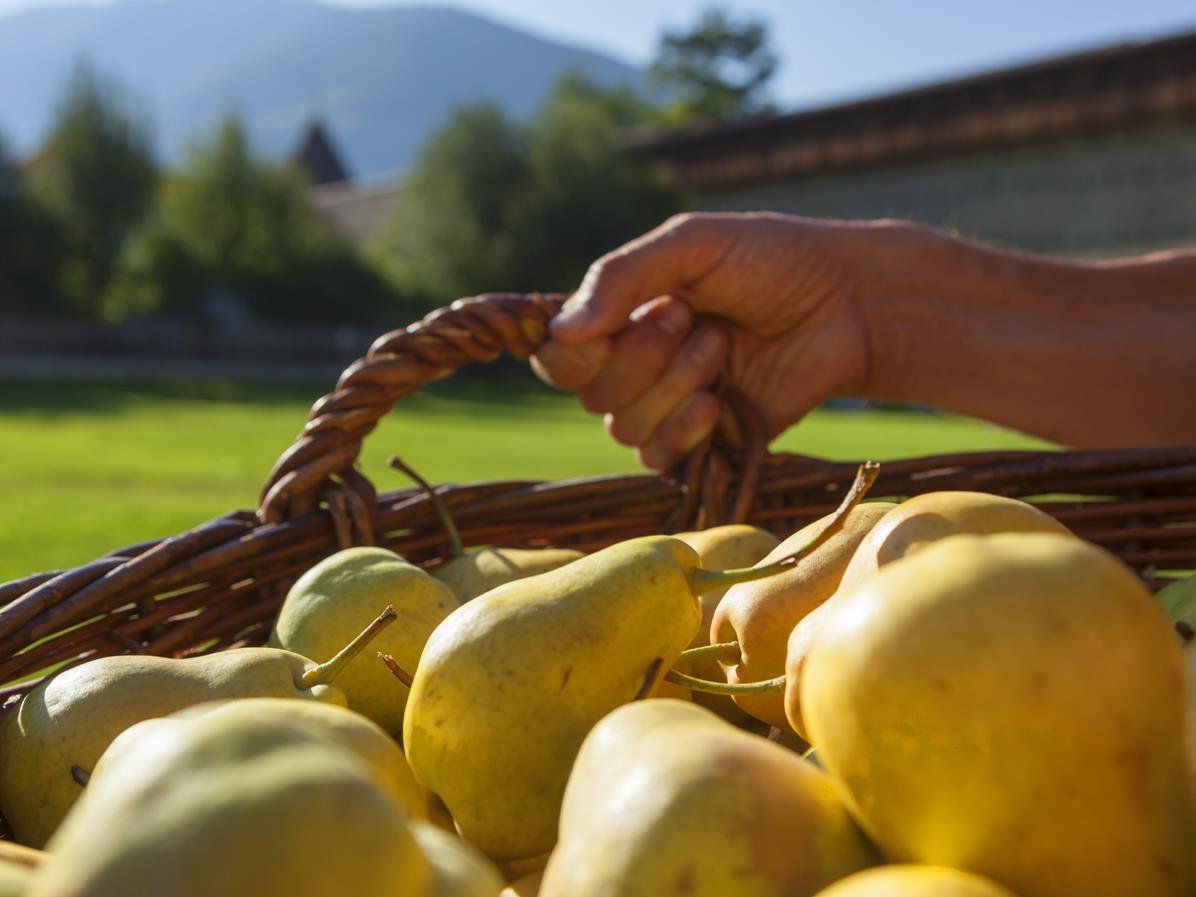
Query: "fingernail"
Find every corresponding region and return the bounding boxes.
[655,299,691,338]
[690,327,725,362]
[551,292,592,338]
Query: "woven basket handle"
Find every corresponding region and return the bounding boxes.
[258,292,766,532]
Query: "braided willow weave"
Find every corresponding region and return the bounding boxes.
[2,293,1195,706]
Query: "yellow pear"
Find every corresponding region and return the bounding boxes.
[435,548,584,603]
[404,533,814,860]
[0,842,44,897]
[405,536,703,859]
[803,533,1196,897]
[0,860,32,897]
[1156,576,1196,796]
[646,674,692,702]
[87,716,177,782]
[0,843,44,871]
[404,466,880,861]
[269,547,458,737]
[813,865,1020,896]
[390,454,582,604]
[92,698,428,820]
[784,492,1070,737]
[835,491,1070,594]
[674,524,780,721]
[427,793,457,833]
[30,711,433,897]
[711,504,894,727]
[494,853,550,884]
[0,606,391,848]
[412,822,505,897]
[501,870,543,897]
[540,699,877,897]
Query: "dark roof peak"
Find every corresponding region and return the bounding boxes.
[291,119,350,186]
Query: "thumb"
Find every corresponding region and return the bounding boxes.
[550,214,721,345]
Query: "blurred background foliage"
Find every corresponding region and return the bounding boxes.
[27,63,158,317]
[370,74,682,302]
[103,115,392,325]
[0,5,772,325]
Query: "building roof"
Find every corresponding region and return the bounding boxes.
[291,119,350,185]
[624,27,1196,189]
[308,179,401,245]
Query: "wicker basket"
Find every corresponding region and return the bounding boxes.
[3,292,1195,711]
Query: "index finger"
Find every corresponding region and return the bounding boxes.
[550,213,727,345]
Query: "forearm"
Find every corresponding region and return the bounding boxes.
[855,222,1196,447]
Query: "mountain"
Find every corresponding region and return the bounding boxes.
[0,0,644,177]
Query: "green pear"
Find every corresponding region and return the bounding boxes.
[0,605,390,848]
[540,699,877,897]
[93,697,429,820]
[412,822,505,897]
[1157,572,1196,637]
[673,525,780,721]
[813,865,1020,896]
[785,491,1071,738]
[803,533,1196,897]
[29,711,433,897]
[435,548,585,604]
[404,534,807,860]
[269,547,458,737]
[710,504,894,727]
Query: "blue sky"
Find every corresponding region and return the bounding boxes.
[2,0,1195,110]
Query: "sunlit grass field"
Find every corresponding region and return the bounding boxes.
[0,377,1051,582]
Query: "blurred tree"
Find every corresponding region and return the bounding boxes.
[30,62,157,313]
[0,134,69,316]
[510,74,680,290]
[101,224,205,322]
[371,103,530,302]
[650,6,777,121]
[0,134,16,195]
[372,78,680,304]
[106,115,395,324]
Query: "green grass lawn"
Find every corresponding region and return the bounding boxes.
[0,377,1051,582]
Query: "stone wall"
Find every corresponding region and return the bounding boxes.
[690,121,1196,257]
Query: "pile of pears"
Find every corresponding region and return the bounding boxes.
[2,470,1195,897]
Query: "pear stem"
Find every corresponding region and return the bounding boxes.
[389,455,464,559]
[298,605,397,689]
[663,669,786,695]
[688,462,880,595]
[378,651,414,688]
[71,765,91,787]
[677,640,742,663]
[633,657,663,701]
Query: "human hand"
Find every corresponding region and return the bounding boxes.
[532,212,878,469]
